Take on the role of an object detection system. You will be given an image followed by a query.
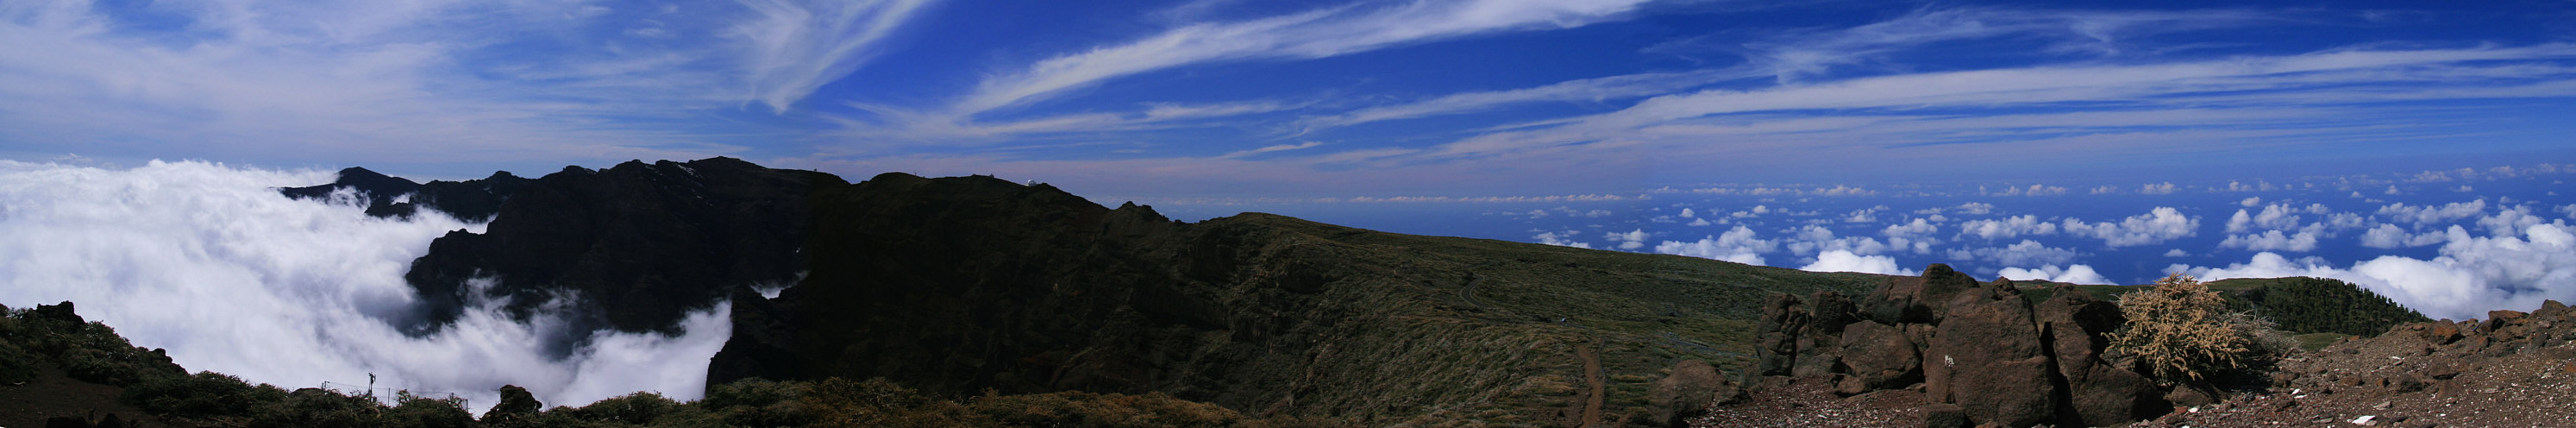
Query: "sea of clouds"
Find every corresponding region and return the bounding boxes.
[1385,166,2576,322]
[0,160,731,412]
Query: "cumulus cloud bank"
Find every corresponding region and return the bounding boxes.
[1655,225,1777,265]
[0,160,731,412]
[1801,249,1917,276]
[2178,223,2576,320]
[1996,265,2112,286]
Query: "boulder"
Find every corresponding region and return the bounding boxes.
[1919,403,1970,428]
[2422,322,2463,345]
[1756,293,1809,376]
[1836,320,1922,391]
[1793,292,1858,377]
[2034,290,2157,425]
[2486,310,2527,331]
[482,384,543,425]
[1643,360,1730,427]
[1927,280,2057,427]
[1861,264,1980,324]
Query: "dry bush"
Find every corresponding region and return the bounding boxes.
[2109,274,2283,382]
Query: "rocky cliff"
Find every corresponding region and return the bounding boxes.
[400,158,843,337]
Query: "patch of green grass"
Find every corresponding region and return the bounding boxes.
[2292,332,2350,351]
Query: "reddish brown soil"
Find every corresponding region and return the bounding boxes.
[1579,342,1605,428]
[1691,317,2576,428]
[1692,375,1927,427]
[2125,327,2576,428]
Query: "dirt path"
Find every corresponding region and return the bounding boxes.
[1458,274,1485,309]
[1577,340,1605,428]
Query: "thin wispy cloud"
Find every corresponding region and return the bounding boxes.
[1420,43,2576,160]
[943,0,1651,117]
[735,0,938,112]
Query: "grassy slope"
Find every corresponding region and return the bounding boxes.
[1223,214,1881,425]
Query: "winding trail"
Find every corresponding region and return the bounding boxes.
[1577,340,1605,428]
[1458,274,1485,309]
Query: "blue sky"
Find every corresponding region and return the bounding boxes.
[4,0,2574,317]
[2,1,2574,403]
[4,0,2573,197]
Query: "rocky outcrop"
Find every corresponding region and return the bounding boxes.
[279,167,530,220]
[397,158,843,337]
[1754,265,2172,427]
[2036,289,2161,425]
[1926,278,2053,426]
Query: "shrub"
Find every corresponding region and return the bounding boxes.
[122,371,285,419]
[705,378,813,426]
[384,391,477,428]
[557,391,680,425]
[2109,274,2283,382]
[248,387,380,428]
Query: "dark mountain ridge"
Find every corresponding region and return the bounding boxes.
[257,157,2460,425]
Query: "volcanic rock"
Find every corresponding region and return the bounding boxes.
[1835,320,1921,391]
[399,157,843,337]
[1926,279,2056,427]
[1642,360,1728,427]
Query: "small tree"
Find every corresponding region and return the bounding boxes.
[2109,274,2276,382]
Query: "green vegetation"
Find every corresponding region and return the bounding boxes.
[2015,277,2429,338]
[2209,277,2429,337]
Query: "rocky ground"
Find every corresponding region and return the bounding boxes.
[2131,303,2576,428]
[1689,301,2576,428]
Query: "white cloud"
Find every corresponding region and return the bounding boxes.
[1678,207,1695,218]
[2239,197,2262,207]
[950,0,1650,116]
[735,0,938,111]
[1785,225,1892,256]
[2227,203,2310,233]
[2140,182,2177,194]
[2180,223,2576,320]
[2220,228,2322,252]
[1954,202,1996,215]
[2360,223,2452,249]
[1532,230,1591,249]
[0,1,786,166]
[1958,214,2058,239]
[1842,207,1881,223]
[1423,43,2576,160]
[2163,249,2191,257]
[1996,264,2113,285]
[1946,240,2084,267]
[2378,199,2487,225]
[2061,206,2199,247]
[1656,224,1777,265]
[1605,229,1650,250]
[1882,217,1941,255]
[1303,69,1738,129]
[1984,184,2068,197]
[0,160,731,413]
[1800,249,1917,275]
[2479,205,2548,237]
